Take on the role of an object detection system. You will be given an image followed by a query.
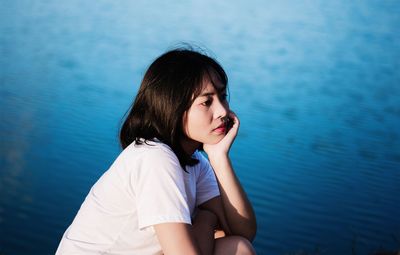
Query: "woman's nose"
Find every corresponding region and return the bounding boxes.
[214,98,229,119]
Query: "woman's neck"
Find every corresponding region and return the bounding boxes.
[180,137,201,155]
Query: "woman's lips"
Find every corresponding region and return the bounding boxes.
[213,124,226,133]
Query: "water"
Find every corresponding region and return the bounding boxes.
[1,1,400,254]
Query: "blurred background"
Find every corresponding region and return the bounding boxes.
[1,0,399,254]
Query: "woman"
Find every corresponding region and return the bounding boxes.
[56,47,257,255]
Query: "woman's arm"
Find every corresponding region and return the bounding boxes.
[209,155,257,241]
[203,112,257,241]
[192,209,218,254]
[154,223,200,255]
[155,209,218,255]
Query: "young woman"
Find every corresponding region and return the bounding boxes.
[56,47,257,255]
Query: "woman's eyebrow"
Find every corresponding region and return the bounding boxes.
[199,92,215,97]
[199,89,226,97]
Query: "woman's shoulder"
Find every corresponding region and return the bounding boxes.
[121,139,180,165]
[189,151,211,172]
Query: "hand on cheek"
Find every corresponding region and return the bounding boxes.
[204,111,240,157]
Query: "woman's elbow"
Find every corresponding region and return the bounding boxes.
[233,221,257,242]
[244,224,257,242]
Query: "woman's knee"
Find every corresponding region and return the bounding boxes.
[214,235,256,255]
[234,236,256,255]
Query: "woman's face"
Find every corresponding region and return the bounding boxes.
[182,78,229,151]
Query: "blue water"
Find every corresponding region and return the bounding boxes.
[1,1,400,254]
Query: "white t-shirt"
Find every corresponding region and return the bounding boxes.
[56,140,220,255]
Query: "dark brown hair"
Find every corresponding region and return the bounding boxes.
[119,47,228,168]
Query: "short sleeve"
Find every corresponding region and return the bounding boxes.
[195,152,220,206]
[132,148,191,230]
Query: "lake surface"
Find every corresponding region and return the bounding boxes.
[1,1,399,254]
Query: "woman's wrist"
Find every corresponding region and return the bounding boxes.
[208,154,230,170]
[207,149,228,159]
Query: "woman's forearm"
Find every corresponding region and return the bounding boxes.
[192,209,218,255]
[209,154,257,241]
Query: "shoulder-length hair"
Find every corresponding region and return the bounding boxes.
[119,47,228,168]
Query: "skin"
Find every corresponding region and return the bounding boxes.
[155,78,257,255]
[192,209,218,254]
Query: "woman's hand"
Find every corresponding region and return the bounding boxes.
[203,111,240,157]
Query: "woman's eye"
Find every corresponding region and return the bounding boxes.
[201,99,212,106]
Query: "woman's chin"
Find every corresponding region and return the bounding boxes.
[207,135,225,145]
